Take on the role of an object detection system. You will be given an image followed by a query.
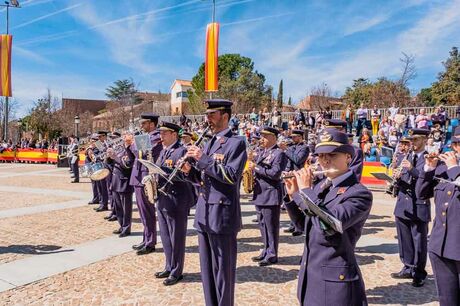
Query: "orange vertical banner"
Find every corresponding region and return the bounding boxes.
[0,34,12,97]
[205,22,219,92]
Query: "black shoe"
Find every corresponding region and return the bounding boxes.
[104,215,112,220]
[113,228,122,234]
[70,175,75,179]
[88,201,99,205]
[391,271,412,279]
[252,218,258,223]
[259,259,277,267]
[136,245,155,255]
[251,255,264,262]
[163,275,183,286]
[71,180,79,183]
[107,216,117,222]
[119,232,130,238]
[412,278,425,287]
[155,270,170,279]
[284,227,295,233]
[95,206,109,212]
[132,243,145,250]
[292,231,303,237]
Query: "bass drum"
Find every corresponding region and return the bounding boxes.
[89,162,110,181]
[79,164,93,178]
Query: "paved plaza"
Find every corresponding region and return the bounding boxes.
[0,163,439,305]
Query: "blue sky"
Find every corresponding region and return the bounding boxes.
[6,0,460,117]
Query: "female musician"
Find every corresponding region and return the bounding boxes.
[415,126,460,306]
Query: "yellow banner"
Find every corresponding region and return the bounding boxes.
[0,34,12,97]
[205,23,219,92]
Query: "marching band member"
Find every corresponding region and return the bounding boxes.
[104,132,121,222]
[281,129,309,235]
[181,131,193,147]
[126,113,162,255]
[68,135,80,183]
[181,99,247,306]
[415,126,460,305]
[322,119,364,181]
[94,131,110,212]
[283,129,372,306]
[87,134,101,205]
[390,128,431,287]
[248,126,287,266]
[154,122,195,286]
[106,132,134,238]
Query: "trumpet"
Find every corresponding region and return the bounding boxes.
[281,168,339,180]
[434,176,460,187]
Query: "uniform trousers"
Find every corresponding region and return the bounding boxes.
[256,205,280,262]
[395,216,428,279]
[198,231,237,306]
[430,252,460,306]
[113,191,133,234]
[157,208,188,278]
[134,186,157,247]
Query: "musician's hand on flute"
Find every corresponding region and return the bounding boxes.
[439,151,458,169]
[247,161,255,171]
[295,167,313,190]
[284,172,298,198]
[186,146,203,161]
[424,153,439,168]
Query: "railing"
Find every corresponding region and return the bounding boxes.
[157,105,459,124]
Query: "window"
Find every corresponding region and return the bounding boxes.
[176,91,188,98]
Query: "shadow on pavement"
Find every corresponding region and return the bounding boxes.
[356,243,399,255]
[0,244,74,256]
[366,278,438,305]
[356,254,385,265]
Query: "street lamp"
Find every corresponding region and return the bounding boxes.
[74,115,80,138]
[1,0,21,141]
[16,117,21,145]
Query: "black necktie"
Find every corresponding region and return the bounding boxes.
[413,153,418,167]
[207,136,217,154]
[318,179,332,200]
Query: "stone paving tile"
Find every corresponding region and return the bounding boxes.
[0,164,54,173]
[0,192,76,211]
[0,201,439,305]
[0,175,93,192]
[0,205,142,264]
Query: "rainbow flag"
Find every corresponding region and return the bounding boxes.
[205,22,219,92]
[0,34,12,97]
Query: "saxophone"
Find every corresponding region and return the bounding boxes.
[142,149,158,204]
[242,148,255,194]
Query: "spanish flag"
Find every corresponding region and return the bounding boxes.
[205,22,219,92]
[0,35,12,97]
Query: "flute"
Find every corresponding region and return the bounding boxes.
[281,169,339,180]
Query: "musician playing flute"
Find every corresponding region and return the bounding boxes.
[283,129,372,306]
[415,126,460,305]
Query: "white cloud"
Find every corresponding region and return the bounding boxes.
[343,14,390,36]
[12,71,106,116]
[14,46,53,65]
[11,3,83,30]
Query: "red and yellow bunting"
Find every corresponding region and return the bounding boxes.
[0,34,12,97]
[205,22,219,92]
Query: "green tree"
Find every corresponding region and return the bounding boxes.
[417,88,435,106]
[277,79,283,108]
[105,79,142,104]
[431,47,460,105]
[188,54,272,114]
[342,78,373,107]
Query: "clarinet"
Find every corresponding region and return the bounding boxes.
[158,126,210,194]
